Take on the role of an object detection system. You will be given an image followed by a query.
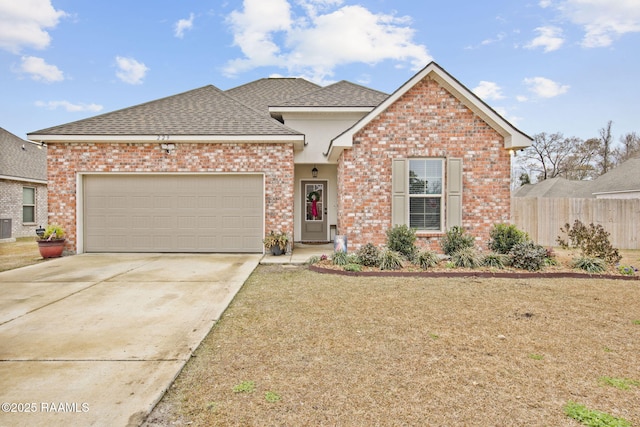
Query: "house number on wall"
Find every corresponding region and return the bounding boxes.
[157,135,171,141]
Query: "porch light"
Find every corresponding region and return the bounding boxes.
[312,166,318,178]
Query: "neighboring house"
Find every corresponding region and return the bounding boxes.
[514,156,640,199]
[0,128,48,241]
[27,62,532,254]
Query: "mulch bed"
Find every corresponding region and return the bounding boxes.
[309,263,640,280]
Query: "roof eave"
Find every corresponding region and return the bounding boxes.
[0,174,47,184]
[27,133,305,148]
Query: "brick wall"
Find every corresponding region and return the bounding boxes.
[47,142,294,253]
[337,76,511,252]
[0,180,48,238]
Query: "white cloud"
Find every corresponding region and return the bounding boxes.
[224,0,431,83]
[19,56,64,82]
[516,95,529,102]
[35,100,103,112]
[523,76,569,98]
[473,81,505,101]
[539,0,553,8]
[525,26,565,52]
[174,13,195,38]
[556,0,640,47]
[0,0,66,53]
[115,56,149,85]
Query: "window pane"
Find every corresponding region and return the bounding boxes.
[23,206,35,223]
[23,187,35,204]
[409,197,441,230]
[409,160,442,195]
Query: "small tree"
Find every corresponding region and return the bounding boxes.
[557,220,621,265]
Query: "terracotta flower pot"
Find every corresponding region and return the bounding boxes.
[38,240,65,258]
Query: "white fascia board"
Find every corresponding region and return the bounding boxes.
[592,189,640,196]
[0,175,47,185]
[27,134,305,148]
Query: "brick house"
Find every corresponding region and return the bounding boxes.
[0,128,48,241]
[27,62,531,254]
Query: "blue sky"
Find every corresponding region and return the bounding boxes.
[1,0,639,143]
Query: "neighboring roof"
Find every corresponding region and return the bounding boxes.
[513,157,640,198]
[28,85,305,144]
[0,128,47,183]
[589,157,640,196]
[225,78,321,116]
[327,61,533,162]
[270,80,388,111]
[513,177,588,198]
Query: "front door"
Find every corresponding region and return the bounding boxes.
[301,181,327,242]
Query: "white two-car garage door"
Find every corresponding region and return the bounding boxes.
[83,174,263,253]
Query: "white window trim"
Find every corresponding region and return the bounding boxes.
[407,158,445,232]
[22,186,36,224]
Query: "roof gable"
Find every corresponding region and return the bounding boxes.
[28,85,304,143]
[0,128,47,182]
[328,62,533,161]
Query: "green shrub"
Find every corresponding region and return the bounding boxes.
[617,265,637,275]
[451,247,483,268]
[488,223,529,254]
[414,250,440,269]
[557,220,621,265]
[483,253,507,269]
[440,226,475,256]
[379,249,404,270]
[572,257,606,273]
[356,243,381,267]
[509,241,547,271]
[332,251,349,266]
[343,263,362,272]
[385,225,416,259]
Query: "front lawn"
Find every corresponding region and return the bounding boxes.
[144,265,640,426]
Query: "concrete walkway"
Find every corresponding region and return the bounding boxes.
[0,253,260,427]
[260,243,333,265]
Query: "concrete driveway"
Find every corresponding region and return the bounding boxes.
[0,253,260,427]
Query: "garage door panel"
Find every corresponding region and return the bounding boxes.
[84,175,263,253]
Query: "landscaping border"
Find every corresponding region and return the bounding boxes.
[309,264,640,280]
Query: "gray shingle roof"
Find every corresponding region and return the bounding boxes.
[0,128,47,181]
[29,85,302,137]
[273,80,388,108]
[225,78,321,115]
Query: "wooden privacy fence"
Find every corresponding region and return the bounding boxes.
[511,197,640,250]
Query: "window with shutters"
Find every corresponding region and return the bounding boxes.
[392,157,462,232]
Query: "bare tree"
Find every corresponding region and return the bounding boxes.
[562,137,599,180]
[518,132,582,181]
[597,120,614,174]
[613,131,640,164]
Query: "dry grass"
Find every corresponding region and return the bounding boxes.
[0,237,45,272]
[145,264,640,426]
